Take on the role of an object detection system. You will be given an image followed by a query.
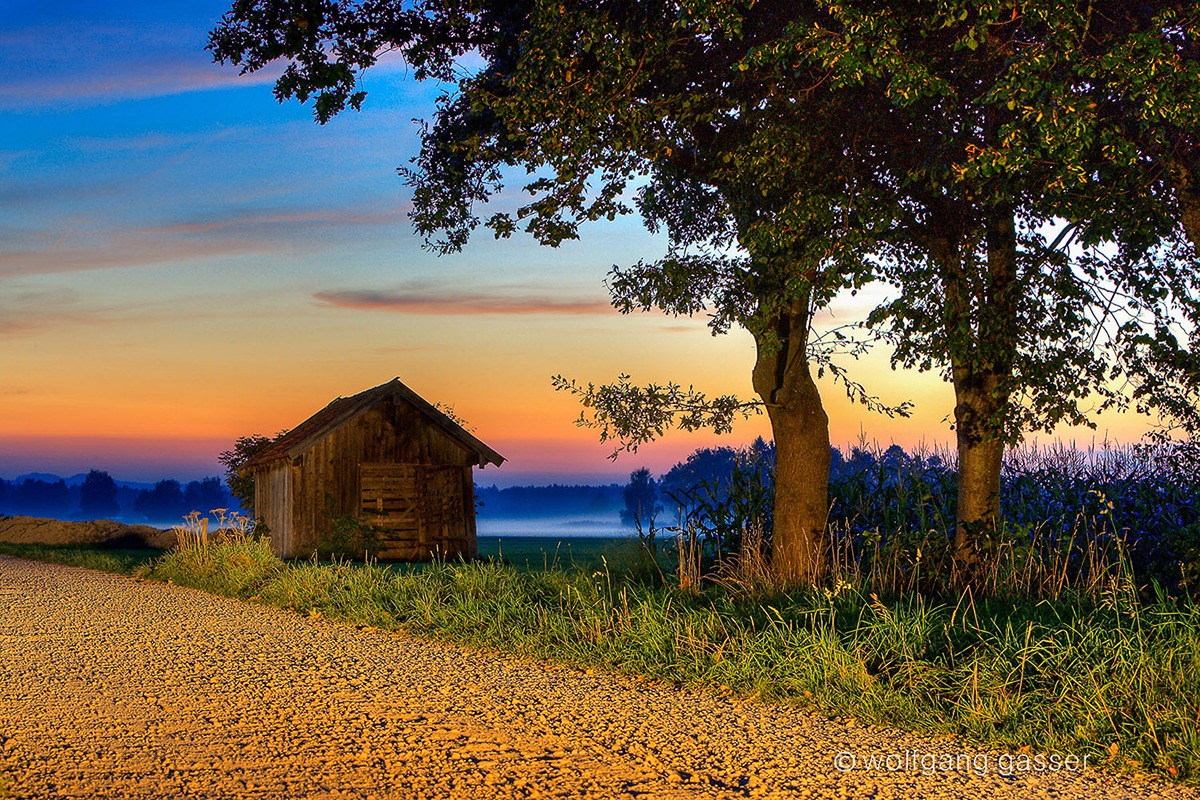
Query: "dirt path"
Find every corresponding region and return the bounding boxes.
[0,558,1192,799]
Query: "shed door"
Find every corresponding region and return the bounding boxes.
[359,464,466,558]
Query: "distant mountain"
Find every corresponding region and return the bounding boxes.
[12,472,67,485]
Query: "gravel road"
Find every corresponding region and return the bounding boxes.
[0,557,1193,799]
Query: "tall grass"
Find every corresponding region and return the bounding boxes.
[667,438,1200,599]
[148,510,281,596]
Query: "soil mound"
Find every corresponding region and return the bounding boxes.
[0,516,176,549]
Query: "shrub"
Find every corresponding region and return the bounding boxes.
[315,512,383,561]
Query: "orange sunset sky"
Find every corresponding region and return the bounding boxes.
[0,2,1152,486]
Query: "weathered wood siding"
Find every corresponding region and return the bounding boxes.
[358,464,471,560]
[281,399,479,559]
[253,463,294,558]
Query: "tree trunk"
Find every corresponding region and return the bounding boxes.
[951,374,1005,568]
[939,205,1018,579]
[1170,151,1200,249]
[751,294,831,586]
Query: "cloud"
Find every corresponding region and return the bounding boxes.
[315,285,614,316]
[146,205,412,237]
[68,131,219,154]
[0,287,88,336]
[0,231,278,279]
[0,204,412,279]
[0,22,284,111]
[0,62,279,110]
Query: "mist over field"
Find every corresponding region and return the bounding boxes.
[476,515,627,539]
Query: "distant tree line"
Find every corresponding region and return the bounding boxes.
[0,470,239,524]
[474,484,623,518]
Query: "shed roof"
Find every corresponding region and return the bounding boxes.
[243,378,505,469]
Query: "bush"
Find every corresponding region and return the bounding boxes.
[315,513,383,561]
[143,537,282,597]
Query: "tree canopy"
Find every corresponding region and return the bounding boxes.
[78,469,120,519]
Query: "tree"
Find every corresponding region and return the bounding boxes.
[78,469,120,519]
[790,2,1200,572]
[209,0,911,586]
[217,434,280,515]
[184,478,229,516]
[210,0,1200,588]
[619,468,661,530]
[133,480,187,522]
[12,479,70,518]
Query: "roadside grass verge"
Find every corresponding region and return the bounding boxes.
[130,537,1199,785]
[0,542,161,574]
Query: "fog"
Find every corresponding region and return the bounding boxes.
[476,515,628,539]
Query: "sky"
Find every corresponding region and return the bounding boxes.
[0,1,1153,487]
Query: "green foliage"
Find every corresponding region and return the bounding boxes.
[551,374,760,457]
[141,536,282,597]
[432,401,473,431]
[0,543,160,575]
[316,500,383,561]
[666,442,775,564]
[657,438,1200,598]
[217,433,282,515]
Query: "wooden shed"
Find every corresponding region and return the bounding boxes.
[243,378,504,560]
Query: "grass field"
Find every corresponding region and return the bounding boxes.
[477,535,634,571]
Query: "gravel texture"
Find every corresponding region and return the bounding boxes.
[0,556,1193,799]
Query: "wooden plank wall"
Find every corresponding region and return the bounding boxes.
[419,465,470,560]
[360,464,421,553]
[283,399,479,558]
[462,469,478,559]
[359,464,470,560]
[254,463,294,557]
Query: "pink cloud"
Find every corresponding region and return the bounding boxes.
[0,205,412,278]
[0,232,277,278]
[0,20,286,110]
[314,287,615,316]
[146,205,411,236]
[0,62,280,109]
